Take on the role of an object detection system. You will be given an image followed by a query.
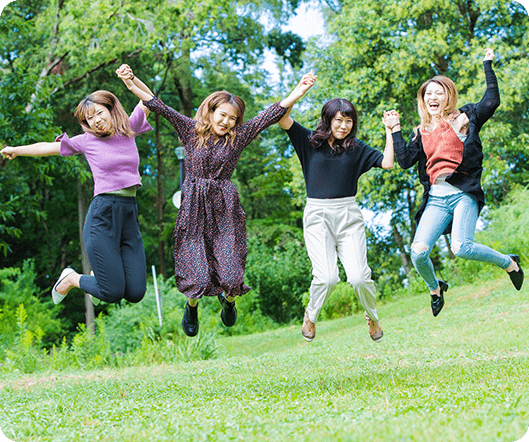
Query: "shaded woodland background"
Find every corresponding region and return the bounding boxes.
[0,0,528,356]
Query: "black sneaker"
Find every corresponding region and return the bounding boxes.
[218,294,237,327]
[431,280,449,317]
[182,302,199,337]
[508,254,524,291]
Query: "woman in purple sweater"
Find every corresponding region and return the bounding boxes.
[1,86,153,306]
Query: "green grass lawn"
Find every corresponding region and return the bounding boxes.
[1,277,529,441]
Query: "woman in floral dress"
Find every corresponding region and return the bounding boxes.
[118,65,316,336]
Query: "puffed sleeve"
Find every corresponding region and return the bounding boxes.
[56,132,86,157]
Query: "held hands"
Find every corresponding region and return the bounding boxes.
[383,110,400,131]
[483,48,495,62]
[0,146,17,160]
[116,64,134,86]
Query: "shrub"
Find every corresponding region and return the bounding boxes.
[245,228,312,324]
[318,282,362,321]
[0,260,63,352]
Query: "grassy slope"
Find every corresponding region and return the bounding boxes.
[1,277,529,442]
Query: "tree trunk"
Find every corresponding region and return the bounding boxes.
[77,180,94,335]
[444,234,455,259]
[392,224,412,275]
[174,49,194,117]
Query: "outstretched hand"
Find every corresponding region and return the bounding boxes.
[279,70,317,110]
[484,48,495,61]
[296,70,318,95]
[0,146,17,160]
[383,110,400,130]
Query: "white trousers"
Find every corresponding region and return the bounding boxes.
[303,197,379,324]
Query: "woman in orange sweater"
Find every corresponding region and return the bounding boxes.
[391,48,523,317]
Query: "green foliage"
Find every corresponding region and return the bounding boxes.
[245,224,312,324]
[481,185,529,259]
[266,29,305,68]
[0,197,22,256]
[0,260,63,351]
[2,304,46,374]
[302,0,529,285]
[317,282,361,320]
[0,302,221,374]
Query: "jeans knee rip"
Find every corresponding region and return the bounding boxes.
[411,242,429,257]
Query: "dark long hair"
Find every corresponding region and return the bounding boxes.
[309,98,358,153]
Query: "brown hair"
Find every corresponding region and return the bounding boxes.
[74,90,134,138]
[417,76,460,131]
[194,91,245,148]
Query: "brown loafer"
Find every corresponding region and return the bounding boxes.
[302,310,315,342]
[365,312,383,343]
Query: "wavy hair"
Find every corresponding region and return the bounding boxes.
[309,98,358,153]
[74,90,134,138]
[194,91,245,148]
[417,76,460,131]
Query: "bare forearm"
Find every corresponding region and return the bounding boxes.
[280,89,306,110]
[278,106,294,130]
[125,80,154,102]
[279,71,317,110]
[381,129,395,169]
[132,76,154,98]
[1,142,61,159]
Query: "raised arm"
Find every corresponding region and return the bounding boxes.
[383,109,422,170]
[381,110,400,169]
[278,71,317,131]
[476,48,500,119]
[1,142,61,159]
[116,64,155,117]
[278,105,294,131]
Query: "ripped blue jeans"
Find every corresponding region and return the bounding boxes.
[411,192,511,291]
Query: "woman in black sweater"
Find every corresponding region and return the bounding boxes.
[279,85,398,342]
[391,48,523,317]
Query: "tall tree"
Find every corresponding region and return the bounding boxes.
[302,0,529,280]
[0,0,308,334]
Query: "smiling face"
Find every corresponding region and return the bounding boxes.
[424,82,448,118]
[329,112,354,144]
[86,103,114,136]
[417,76,458,125]
[211,103,239,137]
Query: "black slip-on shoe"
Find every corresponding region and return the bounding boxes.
[431,280,449,317]
[508,254,524,291]
[182,302,199,337]
[218,294,237,327]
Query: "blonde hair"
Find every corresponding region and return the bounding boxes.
[417,76,460,131]
[74,90,134,138]
[194,91,245,148]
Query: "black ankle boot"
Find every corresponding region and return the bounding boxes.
[508,254,524,291]
[218,294,237,327]
[182,302,199,337]
[431,280,449,317]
